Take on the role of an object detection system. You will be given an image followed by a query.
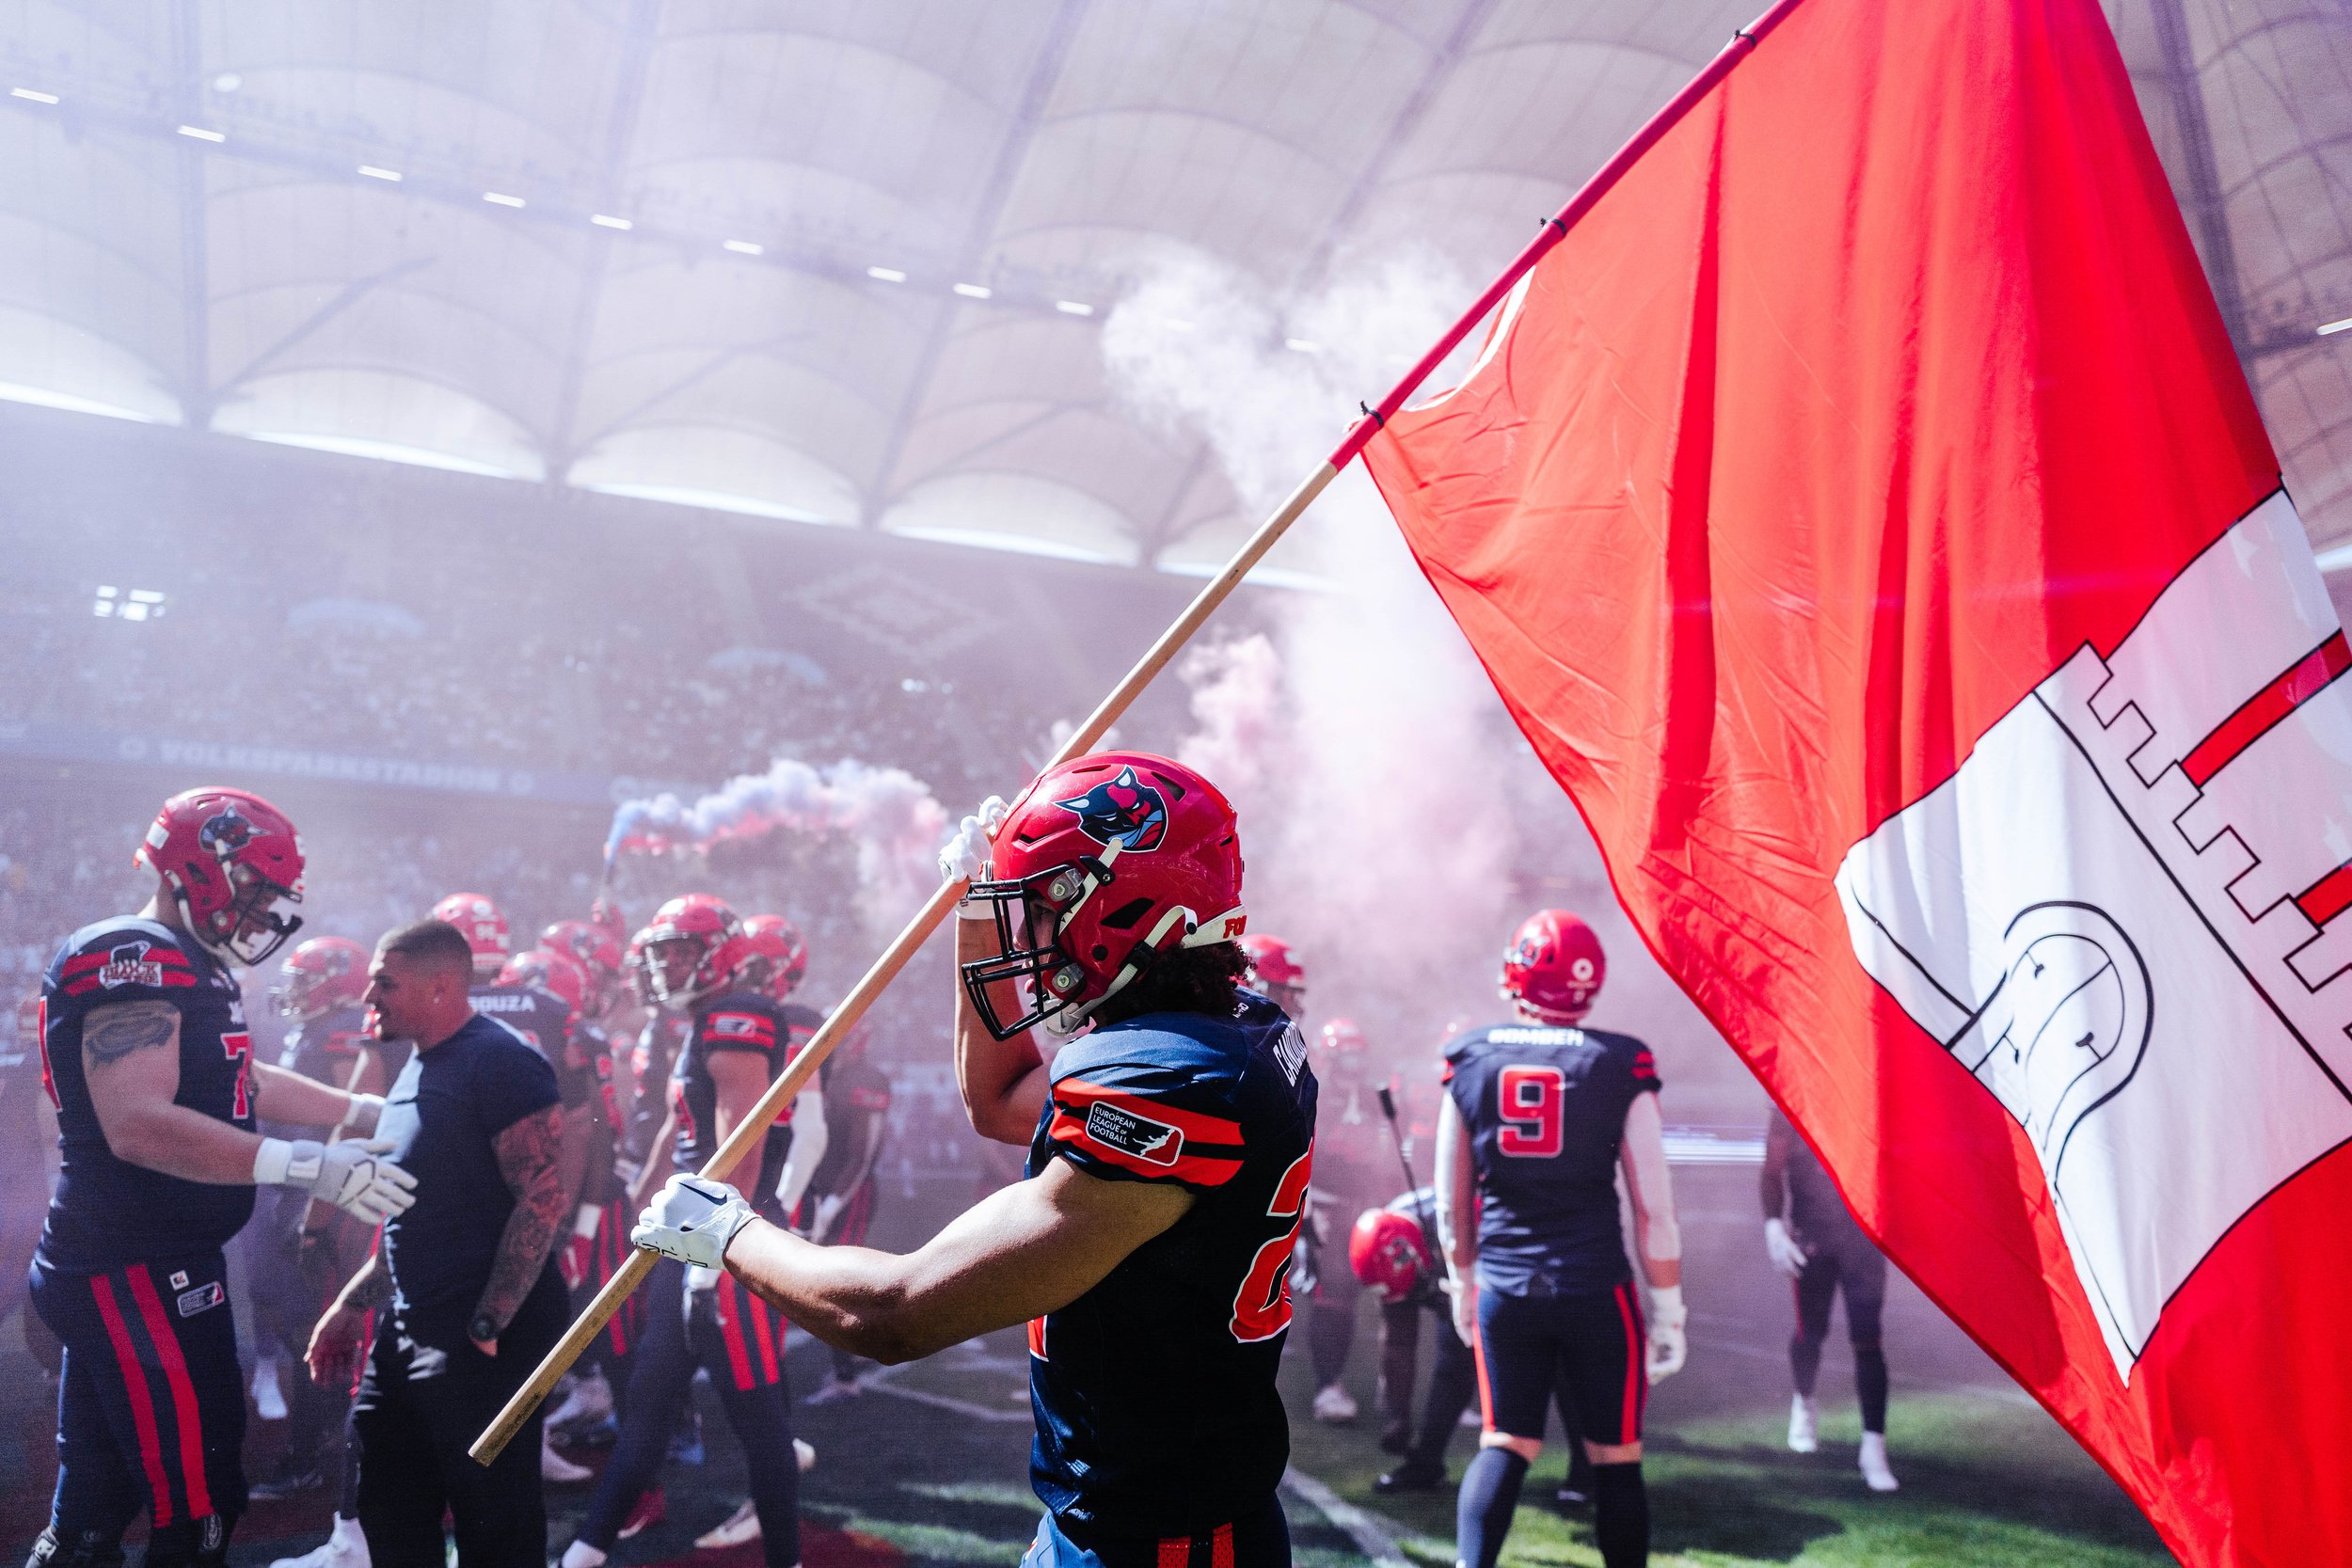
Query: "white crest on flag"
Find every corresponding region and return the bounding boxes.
[1836,490,2352,1380]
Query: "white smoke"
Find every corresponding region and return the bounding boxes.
[1104,249,1740,1104]
[606,757,950,933]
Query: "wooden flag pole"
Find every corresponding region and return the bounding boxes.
[472,0,1804,1464]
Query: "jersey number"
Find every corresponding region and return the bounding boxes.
[1497,1066,1565,1158]
[223,1031,253,1119]
[1230,1142,1314,1343]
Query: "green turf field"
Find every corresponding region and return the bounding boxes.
[759,1316,2180,1568]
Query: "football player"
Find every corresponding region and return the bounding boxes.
[628,752,1318,1568]
[1762,1108,1899,1490]
[28,788,414,1568]
[246,936,379,1504]
[1438,911,1684,1568]
[1349,1192,1477,1494]
[1304,1018,1382,1423]
[561,895,824,1568]
[1236,933,1305,1020]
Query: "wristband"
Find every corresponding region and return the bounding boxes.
[251,1137,324,1188]
[1648,1283,1687,1326]
[339,1093,386,1133]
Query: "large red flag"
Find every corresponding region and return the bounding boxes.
[1361,0,2339,1560]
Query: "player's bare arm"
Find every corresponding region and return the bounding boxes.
[1617,1093,1681,1291]
[953,918,1049,1144]
[308,1243,396,1386]
[249,1059,379,1133]
[707,1157,1190,1364]
[83,998,267,1180]
[1434,1090,1480,1344]
[471,1101,568,1352]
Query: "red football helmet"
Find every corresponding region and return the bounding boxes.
[1236,933,1305,1013]
[1501,910,1606,1022]
[432,893,511,978]
[275,935,369,1022]
[135,787,306,966]
[542,919,623,1012]
[642,895,750,1008]
[499,947,590,1017]
[961,752,1245,1039]
[739,914,808,1001]
[1349,1208,1433,1302]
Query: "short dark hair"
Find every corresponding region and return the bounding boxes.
[375,918,476,977]
[1090,941,1249,1028]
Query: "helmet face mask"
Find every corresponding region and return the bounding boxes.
[961,863,1113,1040]
[641,895,749,1008]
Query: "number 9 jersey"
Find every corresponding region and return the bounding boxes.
[1024,991,1317,1543]
[1443,1022,1661,1296]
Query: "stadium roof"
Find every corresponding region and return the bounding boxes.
[1,0,2347,566]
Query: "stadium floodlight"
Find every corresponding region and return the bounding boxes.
[591,214,632,230]
[724,239,764,255]
[1056,300,1094,316]
[358,165,402,182]
[953,282,992,299]
[92,587,167,621]
[178,125,225,142]
[484,191,525,208]
[867,266,907,282]
[1285,339,1321,354]
[11,87,58,103]
[2321,317,2352,338]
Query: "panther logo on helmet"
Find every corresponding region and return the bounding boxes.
[1055,767,1168,852]
[199,809,252,856]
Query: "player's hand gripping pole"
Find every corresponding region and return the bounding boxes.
[471,0,1804,1461]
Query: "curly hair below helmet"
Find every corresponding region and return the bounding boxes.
[1088,942,1249,1029]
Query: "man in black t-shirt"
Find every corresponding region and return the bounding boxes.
[306,919,569,1567]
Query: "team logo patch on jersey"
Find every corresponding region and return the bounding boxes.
[168,1270,190,1291]
[1056,767,1168,852]
[98,942,165,990]
[175,1280,223,1318]
[1082,1099,1184,1165]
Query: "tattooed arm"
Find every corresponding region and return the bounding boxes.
[307,1242,393,1387]
[82,999,269,1181]
[470,1102,568,1353]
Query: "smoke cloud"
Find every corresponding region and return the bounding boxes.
[607,757,950,934]
[1103,250,1747,1113]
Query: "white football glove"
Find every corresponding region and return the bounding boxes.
[255,1137,418,1226]
[633,1175,757,1270]
[1645,1283,1689,1383]
[1764,1217,1810,1279]
[941,796,1009,918]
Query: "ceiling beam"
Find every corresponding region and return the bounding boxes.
[170,0,212,428]
[860,0,1094,529]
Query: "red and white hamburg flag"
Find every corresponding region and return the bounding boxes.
[1362,0,2345,1560]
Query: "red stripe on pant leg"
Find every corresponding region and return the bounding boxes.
[748,1291,779,1385]
[715,1278,754,1391]
[1212,1522,1233,1568]
[125,1266,214,1519]
[1613,1283,1644,1442]
[88,1274,174,1526]
[1470,1286,1496,1434]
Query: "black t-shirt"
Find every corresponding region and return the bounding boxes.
[1025,994,1317,1537]
[1443,1022,1661,1296]
[376,1013,563,1338]
[38,918,257,1272]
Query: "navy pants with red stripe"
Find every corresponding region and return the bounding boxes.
[30,1251,245,1564]
[1473,1280,1647,1448]
[1020,1494,1289,1568]
[577,1257,800,1566]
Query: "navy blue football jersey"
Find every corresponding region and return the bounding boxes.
[469,980,584,1106]
[1025,993,1317,1537]
[670,990,800,1208]
[1444,1022,1661,1296]
[263,1004,373,1139]
[37,919,258,1272]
